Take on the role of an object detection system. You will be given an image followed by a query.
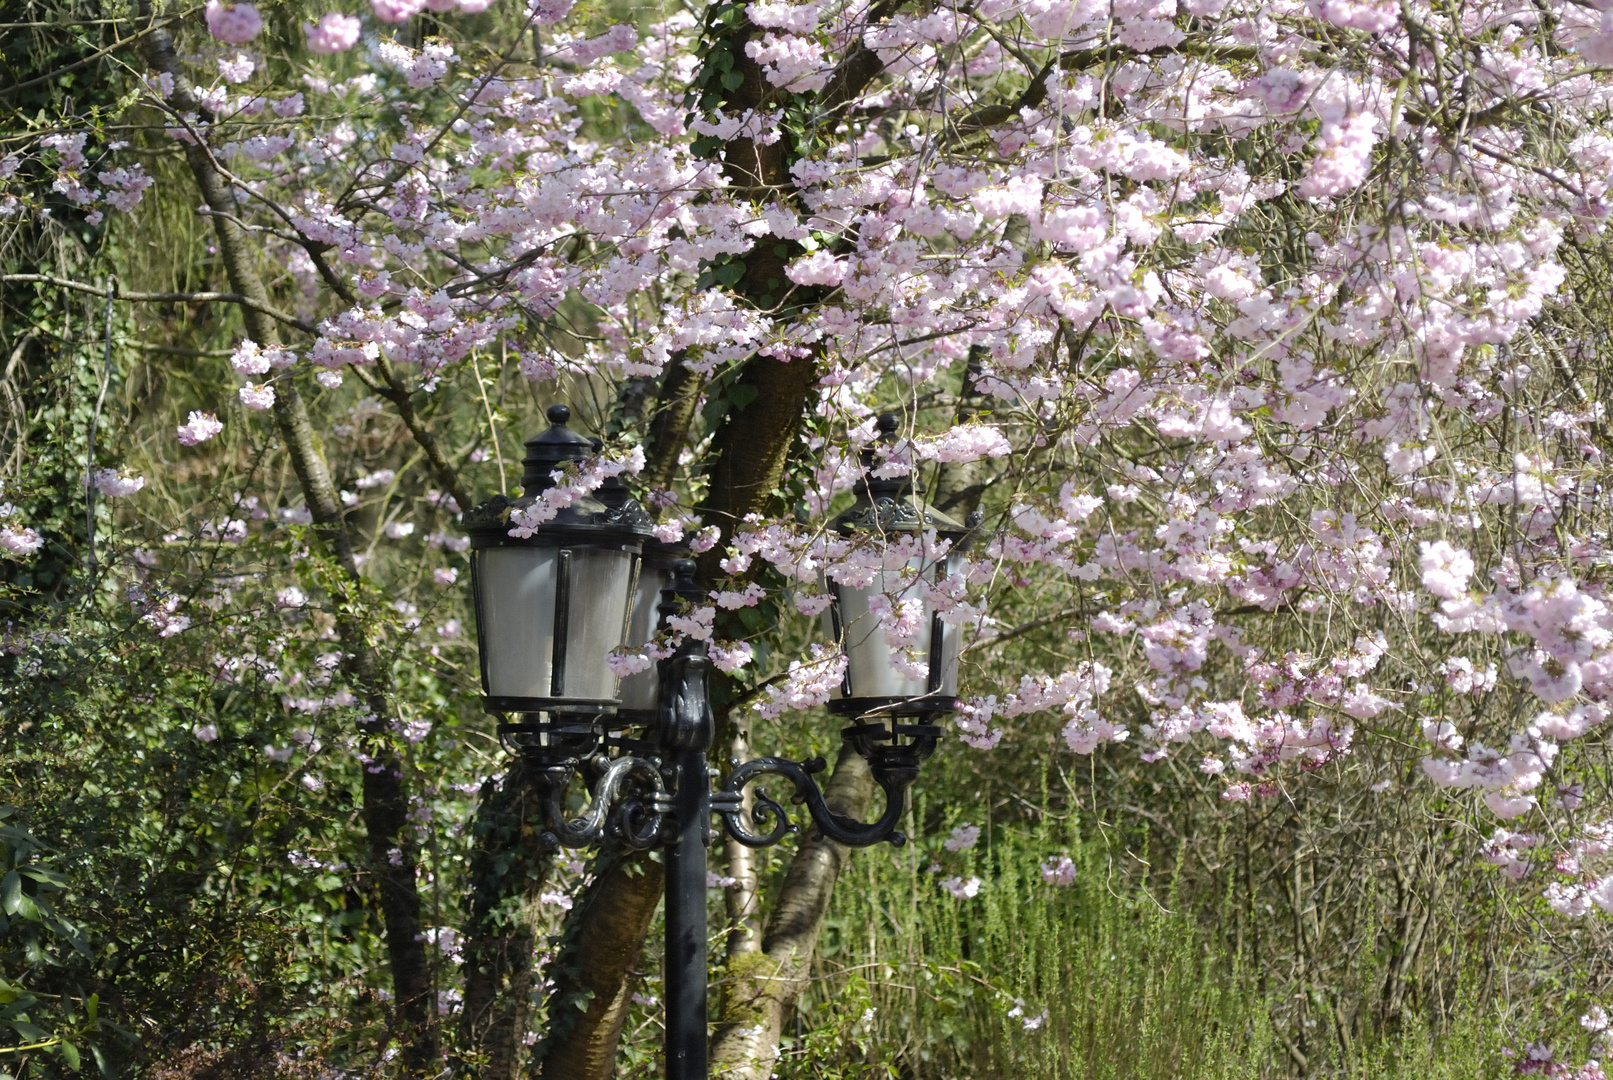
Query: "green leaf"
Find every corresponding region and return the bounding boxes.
[9,1020,46,1041]
[59,1039,80,1071]
[720,71,745,91]
[0,871,20,916]
[19,868,66,889]
[728,384,759,411]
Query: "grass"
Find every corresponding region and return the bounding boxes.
[775,809,1521,1080]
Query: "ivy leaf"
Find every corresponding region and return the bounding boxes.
[1,871,21,917]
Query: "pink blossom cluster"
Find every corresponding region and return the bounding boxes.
[176,411,224,446]
[205,0,263,43]
[91,469,145,497]
[306,13,362,53]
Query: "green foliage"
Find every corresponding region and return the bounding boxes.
[799,808,1524,1080]
[0,807,123,1080]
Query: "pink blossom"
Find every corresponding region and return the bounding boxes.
[710,641,754,673]
[372,0,425,22]
[1298,113,1378,198]
[306,12,363,52]
[745,32,830,91]
[785,250,846,287]
[218,53,255,83]
[1308,0,1397,32]
[205,0,263,43]
[239,383,276,410]
[940,875,981,899]
[748,0,819,33]
[943,824,979,851]
[0,525,43,557]
[1040,855,1076,886]
[176,411,224,446]
[376,41,456,87]
[1418,540,1474,599]
[1578,12,1613,65]
[91,468,145,497]
[607,650,653,677]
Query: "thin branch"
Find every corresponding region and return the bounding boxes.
[0,275,316,334]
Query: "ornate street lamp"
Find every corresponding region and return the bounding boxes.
[462,405,957,1080]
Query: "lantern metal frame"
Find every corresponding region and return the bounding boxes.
[462,405,961,1080]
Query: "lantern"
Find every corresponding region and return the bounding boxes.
[464,404,653,718]
[824,413,970,723]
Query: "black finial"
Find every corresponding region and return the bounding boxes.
[521,403,593,494]
[659,558,704,619]
[672,558,699,592]
[858,412,910,501]
[829,409,969,540]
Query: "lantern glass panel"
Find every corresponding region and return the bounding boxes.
[618,559,675,713]
[565,546,638,701]
[477,547,558,701]
[476,545,637,705]
[825,552,960,701]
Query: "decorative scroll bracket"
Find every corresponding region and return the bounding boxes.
[532,755,674,851]
[713,753,918,849]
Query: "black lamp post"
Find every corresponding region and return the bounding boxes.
[463,405,960,1080]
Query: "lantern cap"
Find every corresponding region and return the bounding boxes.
[520,404,594,494]
[462,403,653,545]
[830,412,968,539]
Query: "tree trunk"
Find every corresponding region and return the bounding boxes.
[138,11,436,1070]
[532,849,666,1080]
[708,746,875,1079]
[722,723,762,961]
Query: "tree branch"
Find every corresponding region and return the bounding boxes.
[0,274,317,334]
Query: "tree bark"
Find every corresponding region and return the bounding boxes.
[721,723,762,961]
[642,358,704,493]
[138,11,436,1070]
[708,746,875,1079]
[532,850,666,1080]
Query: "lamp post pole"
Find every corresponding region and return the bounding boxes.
[664,733,710,1080]
[655,567,716,1080]
[464,405,967,1080]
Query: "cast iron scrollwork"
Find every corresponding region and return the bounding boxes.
[713,753,918,849]
[534,755,673,851]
